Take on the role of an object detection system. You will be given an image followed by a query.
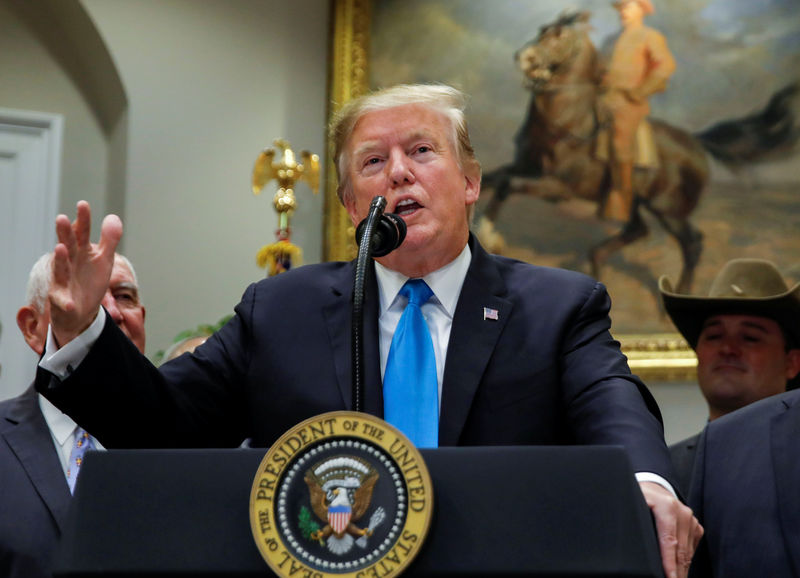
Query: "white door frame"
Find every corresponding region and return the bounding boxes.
[0,108,63,400]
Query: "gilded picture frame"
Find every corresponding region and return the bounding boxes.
[322,0,800,381]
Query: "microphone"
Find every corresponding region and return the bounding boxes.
[355,212,406,257]
[351,196,406,414]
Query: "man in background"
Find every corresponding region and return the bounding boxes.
[676,263,800,576]
[601,0,676,221]
[0,252,145,578]
[660,258,800,496]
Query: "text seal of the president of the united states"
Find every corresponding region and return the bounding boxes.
[249,411,434,578]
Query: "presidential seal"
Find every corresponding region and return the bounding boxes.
[249,411,434,578]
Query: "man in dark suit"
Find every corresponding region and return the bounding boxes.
[660,259,800,496]
[0,252,145,577]
[37,84,700,578]
[689,386,800,577]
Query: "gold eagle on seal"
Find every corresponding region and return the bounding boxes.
[304,455,386,555]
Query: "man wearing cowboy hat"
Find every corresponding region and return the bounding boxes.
[601,0,676,221]
[660,258,800,497]
[660,259,800,577]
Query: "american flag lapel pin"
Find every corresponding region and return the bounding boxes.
[483,307,499,321]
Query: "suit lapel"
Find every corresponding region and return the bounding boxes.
[3,386,72,532]
[771,394,800,574]
[323,262,384,417]
[439,238,513,445]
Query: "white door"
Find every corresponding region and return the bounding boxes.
[0,109,62,400]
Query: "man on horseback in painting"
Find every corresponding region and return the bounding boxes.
[478,7,794,297]
[600,0,675,222]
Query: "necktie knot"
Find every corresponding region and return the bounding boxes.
[400,279,433,307]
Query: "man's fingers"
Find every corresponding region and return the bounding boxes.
[51,243,71,288]
[655,515,679,578]
[639,482,697,578]
[98,214,123,256]
[55,214,76,254]
[686,517,703,565]
[73,200,93,248]
[670,493,702,576]
[50,244,76,313]
[694,518,704,548]
[646,487,679,578]
[673,504,695,578]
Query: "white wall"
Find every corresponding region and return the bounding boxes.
[649,380,708,445]
[0,2,109,217]
[81,0,330,359]
[0,0,109,398]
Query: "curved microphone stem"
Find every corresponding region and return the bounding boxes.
[351,196,387,413]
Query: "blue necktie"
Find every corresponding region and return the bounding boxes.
[67,427,95,494]
[383,279,438,448]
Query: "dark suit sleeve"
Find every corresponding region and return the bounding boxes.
[559,281,675,483]
[687,429,711,578]
[36,287,258,448]
[669,434,700,498]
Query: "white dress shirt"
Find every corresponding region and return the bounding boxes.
[375,243,472,409]
[39,393,104,478]
[40,309,105,380]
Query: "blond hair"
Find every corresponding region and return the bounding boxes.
[329,83,481,207]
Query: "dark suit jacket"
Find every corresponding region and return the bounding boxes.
[0,385,72,578]
[37,236,674,481]
[669,432,700,498]
[689,389,800,577]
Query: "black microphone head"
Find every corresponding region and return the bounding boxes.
[379,213,407,253]
[355,213,407,257]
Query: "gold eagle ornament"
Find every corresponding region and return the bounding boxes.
[252,138,319,201]
[251,138,319,275]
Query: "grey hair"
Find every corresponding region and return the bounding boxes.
[24,252,140,313]
[329,83,481,207]
[115,254,139,292]
[25,253,54,313]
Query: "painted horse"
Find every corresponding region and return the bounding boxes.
[478,10,798,293]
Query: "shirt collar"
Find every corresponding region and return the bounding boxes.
[375,243,472,317]
[38,393,77,446]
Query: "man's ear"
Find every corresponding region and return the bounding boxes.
[16,306,46,356]
[464,164,481,206]
[786,349,800,381]
[343,191,360,227]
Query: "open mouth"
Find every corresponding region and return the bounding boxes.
[394,198,422,217]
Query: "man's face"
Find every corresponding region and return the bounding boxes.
[100,257,146,353]
[343,103,480,276]
[618,1,644,26]
[695,314,800,420]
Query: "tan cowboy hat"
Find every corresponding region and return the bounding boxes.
[659,258,800,350]
[612,0,655,15]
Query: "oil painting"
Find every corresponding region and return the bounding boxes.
[328,0,800,376]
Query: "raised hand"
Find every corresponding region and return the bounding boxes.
[49,201,123,347]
